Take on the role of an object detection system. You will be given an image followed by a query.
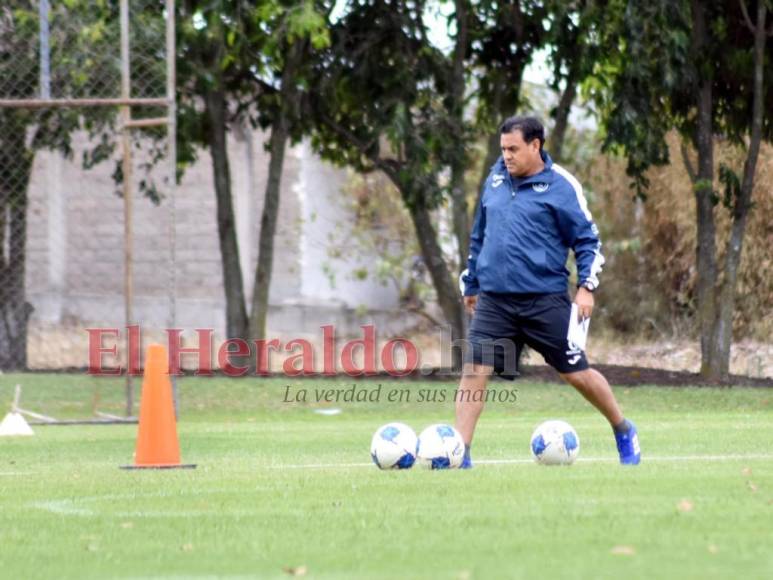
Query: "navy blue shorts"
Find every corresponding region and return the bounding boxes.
[465,291,589,378]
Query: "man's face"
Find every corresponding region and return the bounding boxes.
[500,130,541,177]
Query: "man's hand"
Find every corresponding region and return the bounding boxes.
[464,295,478,315]
[574,287,594,320]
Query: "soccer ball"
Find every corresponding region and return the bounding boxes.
[530,420,580,465]
[370,422,418,469]
[416,424,465,469]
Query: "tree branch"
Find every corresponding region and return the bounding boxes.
[680,139,698,183]
[405,305,445,329]
[317,113,402,185]
[254,77,279,96]
[739,0,755,32]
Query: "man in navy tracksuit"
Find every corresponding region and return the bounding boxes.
[457,116,640,467]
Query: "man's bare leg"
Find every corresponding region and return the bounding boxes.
[559,368,624,426]
[455,363,494,445]
[560,367,640,464]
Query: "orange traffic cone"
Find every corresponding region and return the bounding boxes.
[122,344,195,469]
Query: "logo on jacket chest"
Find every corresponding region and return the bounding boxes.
[492,174,505,188]
[532,182,549,193]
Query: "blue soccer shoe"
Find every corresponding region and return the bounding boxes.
[615,420,641,465]
[460,445,473,469]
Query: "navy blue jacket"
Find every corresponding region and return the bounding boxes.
[461,151,604,296]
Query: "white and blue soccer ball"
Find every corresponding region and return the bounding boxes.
[530,420,580,465]
[417,424,465,469]
[370,422,418,469]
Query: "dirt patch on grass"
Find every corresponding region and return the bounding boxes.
[515,364,773,388]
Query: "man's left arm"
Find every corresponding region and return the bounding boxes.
[555,187,606,319]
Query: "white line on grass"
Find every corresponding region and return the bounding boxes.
[30,489,237,518]
[32,500,94,516]
[29,499,236,518]
[268,452,773,470]
[27,452,772,518]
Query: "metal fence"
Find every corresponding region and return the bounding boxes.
[0,0,176,416]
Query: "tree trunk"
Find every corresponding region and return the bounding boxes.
[690,0,719,380]
[205,88,249,340]
[313,110,467,370]
[449,0,470,271]
[476,73,508,199]
[407,201,465,371]
[0,117,33,370]
[249,118,286,349]
[711,2,768,380]
[550,68,579,163]
[449,161,469,273]
[249,41,303,366]
[477,129,502,200]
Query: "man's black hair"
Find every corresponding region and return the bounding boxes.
[499,116,545,150]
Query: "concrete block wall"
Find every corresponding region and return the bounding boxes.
[23,126,415,369]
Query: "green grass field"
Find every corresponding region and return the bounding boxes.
[1,374,772,579]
